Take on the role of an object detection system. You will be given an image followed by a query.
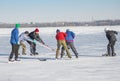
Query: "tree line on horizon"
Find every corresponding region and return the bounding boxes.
[0,19,120,28]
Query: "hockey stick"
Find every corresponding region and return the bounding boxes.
[38,43,55,51]
[27,39,55,51]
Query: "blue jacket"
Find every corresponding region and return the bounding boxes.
[66,30,75,42]
[10,28,19,44]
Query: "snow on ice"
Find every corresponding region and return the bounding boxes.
[0,26,120,81]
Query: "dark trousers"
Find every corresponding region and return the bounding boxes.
[107,41,116,56]
[9,44,20,60]
[61,42,78,58]
[27,41,36,54]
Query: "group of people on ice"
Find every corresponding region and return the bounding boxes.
[8,24,118,62]
[9,24,45,61]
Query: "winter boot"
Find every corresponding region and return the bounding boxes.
[35,52,39,55]
[8,59,14,62]
[15,58,21,61]
[112,53,116,56]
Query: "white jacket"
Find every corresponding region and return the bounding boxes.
[19,32,30,43]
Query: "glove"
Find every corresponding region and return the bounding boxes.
[33,40,36,44]
[17,41,20,45]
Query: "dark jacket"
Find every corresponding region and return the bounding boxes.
[106,30,118,42]
[66,30,75,42]
[28,31,44,44]
[10,28,19,44]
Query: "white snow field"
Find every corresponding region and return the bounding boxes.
[0,26,120,81]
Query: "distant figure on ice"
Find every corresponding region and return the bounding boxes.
[103,28,118,56]
[19,31,29,55]
[61,29,78,58]
[55,29,71,59]
[9,24,21,61]
[27,28,45,55]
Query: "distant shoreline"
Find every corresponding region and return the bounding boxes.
[0,25,120,29]
[0,19,120,28]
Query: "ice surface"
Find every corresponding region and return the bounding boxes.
[0,26,120,81]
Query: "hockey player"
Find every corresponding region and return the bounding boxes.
[104,28,118,56]
[19,31,29,55]
[55,29,71,59]
[9,24,20,61]
[61,29,78,58]
[27,28,45,55]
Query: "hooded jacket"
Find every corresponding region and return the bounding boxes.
[56,32,67,40]
[19,32,30,42]
[10,28,19,44]
[65,30,75,42]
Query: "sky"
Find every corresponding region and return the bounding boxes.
[0,0,120,23]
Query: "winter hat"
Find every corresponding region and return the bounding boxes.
[15,23,20,28]
[25,31,29,34]
[56,29,60,33]
[104,28,109,32]
[35,28,39,33]
[66,29,70,32]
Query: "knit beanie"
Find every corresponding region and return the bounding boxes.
[56,29,60,33]
[15,24,20,28]
[35,28,39,33]
[104,28,109,32]
[66,29,70,32]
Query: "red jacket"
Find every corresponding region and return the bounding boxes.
[56,32,67,40]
